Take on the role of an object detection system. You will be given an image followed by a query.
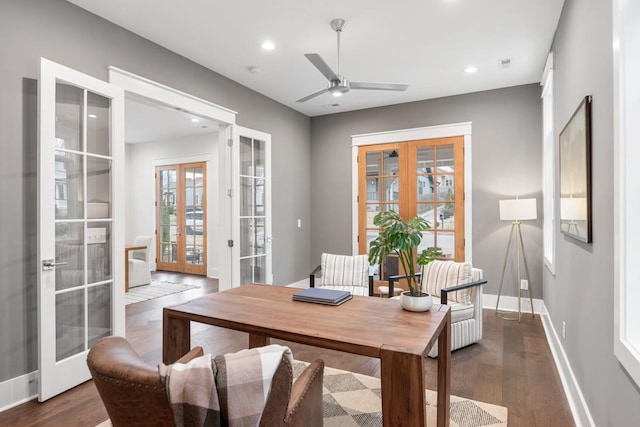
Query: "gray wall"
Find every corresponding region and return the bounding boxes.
[310,84,544,298]
[0,0,311,383]
[545,0,640,424]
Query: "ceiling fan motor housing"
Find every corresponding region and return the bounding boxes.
[329,78,349,94]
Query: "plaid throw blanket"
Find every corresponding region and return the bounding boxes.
[159,344,293,427]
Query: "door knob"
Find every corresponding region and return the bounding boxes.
[42,259,68,271]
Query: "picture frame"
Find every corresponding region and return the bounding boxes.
[559,95,592,243]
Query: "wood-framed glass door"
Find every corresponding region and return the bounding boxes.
[156,162,207,275]
[358,136,465,280]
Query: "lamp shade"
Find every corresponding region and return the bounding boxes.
[560,197,587,220]
[499,198,537,221]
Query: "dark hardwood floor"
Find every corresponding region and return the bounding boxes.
[0,272,574,426]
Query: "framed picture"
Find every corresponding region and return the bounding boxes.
[559,95,592,243]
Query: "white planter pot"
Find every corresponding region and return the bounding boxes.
[399,292,433,312]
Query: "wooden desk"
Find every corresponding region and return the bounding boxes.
[163,284,451,426]
[124,245,146,293]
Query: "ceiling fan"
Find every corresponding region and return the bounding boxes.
[296,19,409,103]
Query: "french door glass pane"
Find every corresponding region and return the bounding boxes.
[55,151,83,220]
[383,150,399,175]
[417,147,434,172]
[240,136,252,175]
[436,145,454,170]
[254,139,265,176]
[56,289,85,361]
[55,83,83,152]
[88,222,111,283]
[87,156,111,219]
[88,283,112,347]
[240,177,253,216]
[366,152,381,175]
[55,223,85,291]
[86,92,111,156]
[383,178,400,202]
[240,257,265,284]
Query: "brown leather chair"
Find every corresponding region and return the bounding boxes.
[87,336,324,427]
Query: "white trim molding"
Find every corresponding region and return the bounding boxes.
[351,122,473,262]
[0,371,37,413]
[108,66,236,125]
[540,312,596,427]
[613,0,640,388]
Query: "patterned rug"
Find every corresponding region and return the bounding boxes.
[126,281,199,305]
[96,361,507,426]
[293,361,508,427]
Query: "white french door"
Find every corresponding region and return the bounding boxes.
[38,58,125,401]
[232,126,272,285]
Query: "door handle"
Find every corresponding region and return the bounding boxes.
[42,259,68,271]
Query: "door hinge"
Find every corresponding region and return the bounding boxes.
[357,195,359,203]
[227,189,232,197]
[357,235,359,242]
[227,138,233,147]
[227,240,234,247]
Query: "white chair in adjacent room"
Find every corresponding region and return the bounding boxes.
[128,236,153,288]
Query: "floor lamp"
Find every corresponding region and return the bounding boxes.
[495,198,536,321]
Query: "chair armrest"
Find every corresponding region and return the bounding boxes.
[386,273,421,298]
[440,279,487,305]
[286,359,324,427]
[175,346,204,364]
[309,265,321,288]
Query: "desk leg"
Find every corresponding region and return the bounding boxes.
[163,309,191,364]
[437,310,451,427]
[381,347,425,426]
[249,334,270,348]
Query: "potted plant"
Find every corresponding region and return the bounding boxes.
[368,210,443,311]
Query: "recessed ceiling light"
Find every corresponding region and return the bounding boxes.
[464,66,478,74]
[191,118,200,123]
[88,114,97,118]
[261,41,275,51]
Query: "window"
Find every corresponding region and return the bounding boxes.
[541,53,555,274]
[614,0,640,387]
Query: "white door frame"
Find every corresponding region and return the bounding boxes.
[38,58,125,401]
[107,67,237,287]
[350,122,474,263]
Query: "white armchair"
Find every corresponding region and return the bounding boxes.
[388,260,486,358]
[309,253,374,296]
[128,236,153,288]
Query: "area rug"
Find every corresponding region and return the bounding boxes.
[293,361,508,427]
[125,281,200,305]
[95,361,507,427]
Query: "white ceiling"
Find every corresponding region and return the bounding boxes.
[68,0,564,118]
[125,96,218,144]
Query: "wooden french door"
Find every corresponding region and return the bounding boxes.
[156,162,207,275]
[358,137,465,279]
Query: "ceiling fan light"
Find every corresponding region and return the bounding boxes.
[332,91,342,97]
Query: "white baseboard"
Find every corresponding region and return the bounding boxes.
[483,293,546,314]
[0,371,37,412]
[287,277,310,288]
[540,311,595,427]
[207,267,219,278]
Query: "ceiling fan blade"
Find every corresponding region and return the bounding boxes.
[350,82,409,91]
[305,53,340,82]
[296,87,330,103]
